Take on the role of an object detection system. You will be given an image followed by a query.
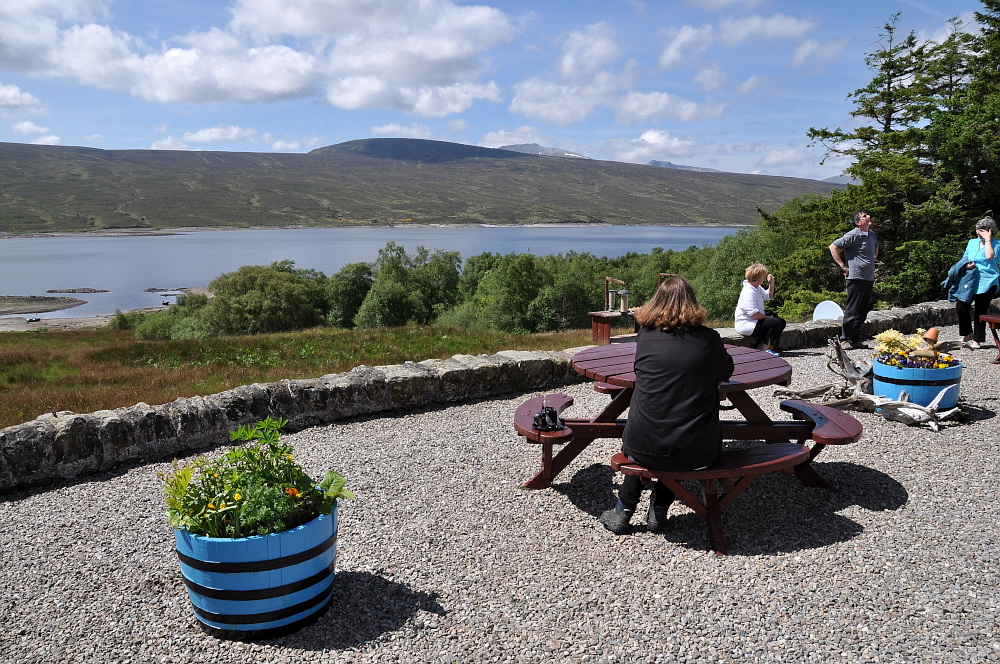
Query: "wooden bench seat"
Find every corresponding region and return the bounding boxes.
[611,443,810,555]
[512,393,576,444]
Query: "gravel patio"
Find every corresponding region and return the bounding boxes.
[1,323,997,663]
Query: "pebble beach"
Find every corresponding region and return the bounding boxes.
[1,323,997,664]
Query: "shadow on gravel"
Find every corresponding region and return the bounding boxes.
[270,571,446,651]
[550,463,616,518]
[556,460,908,555]
[954,402,996,423]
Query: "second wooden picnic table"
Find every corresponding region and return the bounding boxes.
[514,343,862,489]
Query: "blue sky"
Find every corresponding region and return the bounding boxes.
[0,0,981,180]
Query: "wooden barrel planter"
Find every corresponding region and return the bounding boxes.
[172,503,339,640]
[871,361,963,409]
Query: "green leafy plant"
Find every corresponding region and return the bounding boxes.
[159,416,353,538]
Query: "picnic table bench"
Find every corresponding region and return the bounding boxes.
[513,343,865,553]
[610,443,809,555]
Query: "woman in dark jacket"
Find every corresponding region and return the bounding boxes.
[600,275,735,535]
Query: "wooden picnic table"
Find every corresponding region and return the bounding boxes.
[514,343,862,490]
[979,313,1000,364]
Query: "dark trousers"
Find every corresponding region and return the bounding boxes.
[956,285,998,343]
[751,315,786,349]
[841,279,874,343]
[618,475,675,512]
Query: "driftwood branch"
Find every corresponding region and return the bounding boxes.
[772,337,965,429]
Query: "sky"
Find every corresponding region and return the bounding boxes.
[0,0,983,180]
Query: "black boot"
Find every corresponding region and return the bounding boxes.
[599,500,633,535]
[646,498,668,533]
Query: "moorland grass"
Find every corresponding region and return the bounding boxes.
[0,325,593,429]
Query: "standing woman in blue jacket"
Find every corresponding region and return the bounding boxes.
[957,215,1000,349]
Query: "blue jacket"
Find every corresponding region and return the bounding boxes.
[942,258,978,303]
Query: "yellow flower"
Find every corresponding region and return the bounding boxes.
[219,502,226,510]
[233,493,242,501]
[285,454,293,461]
[208,503,215,509]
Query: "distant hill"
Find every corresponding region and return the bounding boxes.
[648,160,722,173]
[0,138,844,233]
[823,174,859,185]
[498,143,591,159]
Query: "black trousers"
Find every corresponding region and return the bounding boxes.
[956,285,998,343]
[841,279,874,343]
[750,315,786,348]
[618,474,675,511]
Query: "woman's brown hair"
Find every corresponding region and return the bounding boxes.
[632,274,707,331]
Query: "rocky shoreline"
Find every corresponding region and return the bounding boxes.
[0,295,87,316]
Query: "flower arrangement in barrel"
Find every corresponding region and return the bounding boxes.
[872,327,960,369]
[159,416,353,538]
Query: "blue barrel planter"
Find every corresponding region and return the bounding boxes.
[173,503,338,640]
[871,361,962,408]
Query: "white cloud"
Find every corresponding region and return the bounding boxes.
[659,25,713,69]
[558,23,620,78]
[616,91,721,124]
[12,120,48,135]
[479,126,548,148]
[326,76,395,110]
[757,148,807,168]
[401,82,502,118]
[737,76,765,95]
[270,139,301,151]
[718,14,815,46]
[688,0,765,10]
[791,38,846,67]
[0,82,41,108]
[327,78,500,117]
[182,125,258,143]
[693,63,727,91]
[372,123,432,139]
[0,0,514,115]
[30,134,60,145]
[151,136,188,150]
[510,79,589,125]
[608,129,698,163]
[511,71,619,124]
[447,118,469,132]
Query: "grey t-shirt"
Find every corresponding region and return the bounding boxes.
[833,228,878,281]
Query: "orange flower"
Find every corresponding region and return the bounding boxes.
[284,487,300,497]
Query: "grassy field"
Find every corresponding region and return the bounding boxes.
[0,325,594,429]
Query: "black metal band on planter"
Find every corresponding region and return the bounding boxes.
[175,532,337,573]
[181,563,335,601]
[873,374,962,387]
[191,581,335,625]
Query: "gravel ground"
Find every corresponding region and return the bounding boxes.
[1,323,998,664]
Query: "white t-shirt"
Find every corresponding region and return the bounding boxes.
[734,280,770,336]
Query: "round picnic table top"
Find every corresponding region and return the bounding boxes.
[570,342,792,394]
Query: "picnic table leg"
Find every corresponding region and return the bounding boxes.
[522,437,595,489]
[989,321,1000,364]
[725,392,773,424]
[793,442,836,489]
[700,479,728,555]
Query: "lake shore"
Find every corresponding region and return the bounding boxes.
[0,220,747,240]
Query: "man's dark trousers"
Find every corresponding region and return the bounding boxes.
[841,278,873,343]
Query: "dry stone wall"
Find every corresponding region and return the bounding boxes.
[0,300,961,494]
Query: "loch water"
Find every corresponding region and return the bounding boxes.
[0,225,739,318]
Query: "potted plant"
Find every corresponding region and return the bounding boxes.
[159,417,354,640]
[871,327,963,408]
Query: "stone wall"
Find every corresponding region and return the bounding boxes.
[0,299,961,494]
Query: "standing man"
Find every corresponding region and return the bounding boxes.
[829,210,879,350]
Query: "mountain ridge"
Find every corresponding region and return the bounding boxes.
[0,138,843,233]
